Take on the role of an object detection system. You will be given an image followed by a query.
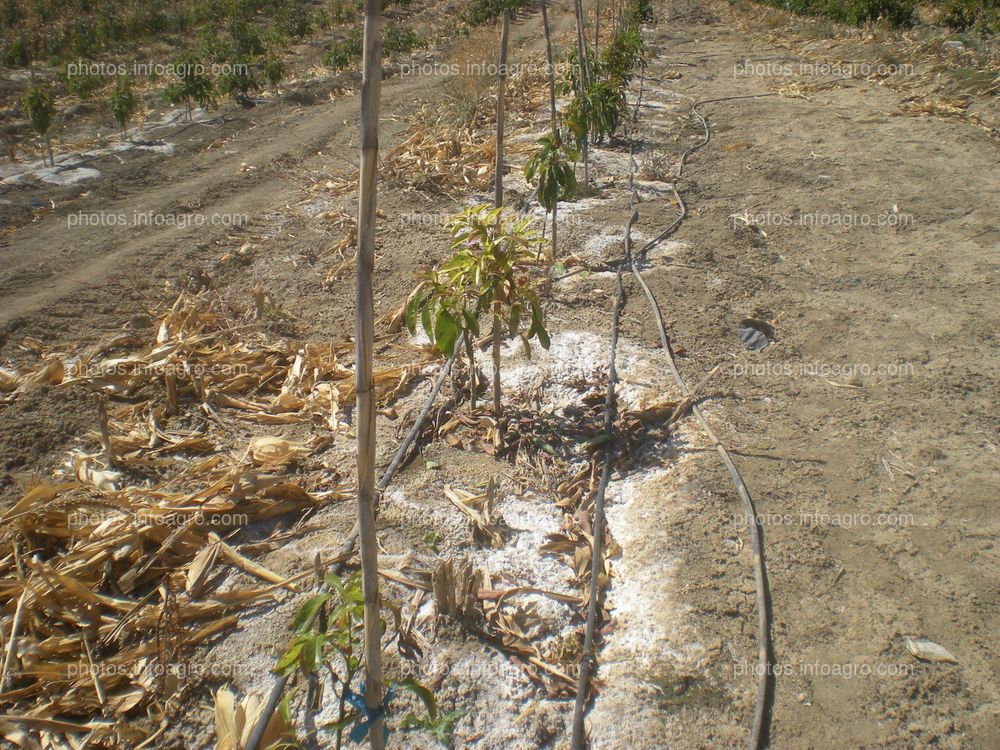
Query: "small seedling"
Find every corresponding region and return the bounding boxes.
[275,572,443,748]
[423,530,443,552]
[401,706,464,746]
[525,128,577,259]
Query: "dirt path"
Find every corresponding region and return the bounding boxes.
[0,1,997,748]
[612,3,999,747]
[0,76,430,328]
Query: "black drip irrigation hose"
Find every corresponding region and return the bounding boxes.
[629,259,773,750]
[569,214,627,750]
[630,91,778,750]
[567,62,777,750]
[244,340,463,750]
[569,62,646,750]
[634,93,777,261]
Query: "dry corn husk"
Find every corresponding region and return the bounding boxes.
[214,686,293,750]
[248,436,310,465]
[0,368,19,392]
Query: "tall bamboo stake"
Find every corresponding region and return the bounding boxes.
[573,0,591,88]
[356,1,385,748]
[491,11,510,421]
[594,0,601,59]
[541,0,558,261]
[494,11,510,209]
[572,0,590,193]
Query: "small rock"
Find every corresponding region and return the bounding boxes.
[797,692,808,703]
[737,318,775,351]
[128,314,154,330]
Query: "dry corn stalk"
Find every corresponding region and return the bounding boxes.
[443,482,503,547]
[431,559,483,620]
[0,291,449,747]
[311,124,534,198]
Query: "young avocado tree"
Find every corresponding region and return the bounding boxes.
[109,76,138,140]
[217,55,259,102]
[272,571,447,749]
[566,78,625,145]
[263,52,285,98]
[408,204,550,420]
[561,5,642,156]
[524,129,577,261]
[601,22,645,89]
[163,51,216,121]
[23,82,55,166]
[405,243,484,409]
[355,0,385,748]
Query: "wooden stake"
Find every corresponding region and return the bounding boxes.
[573,0,591,193]
[541,0,558,261]
[0,588,27,694]
[96,393,115,469]
[594,0,601,59]
[574,0,591,88]
[464,333,478,410]
[494,11,510,209]
[356,2,385,748]
[492,299,503,420]
[493,11,510,421]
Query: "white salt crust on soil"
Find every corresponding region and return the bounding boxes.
[361,331,701,749]
[588,435,713,750]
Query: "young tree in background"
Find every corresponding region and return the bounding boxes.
[163,51,216,121]
[109,76,138,141]
[24,81,55,166]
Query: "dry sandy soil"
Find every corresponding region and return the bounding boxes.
[0,1,998,748]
